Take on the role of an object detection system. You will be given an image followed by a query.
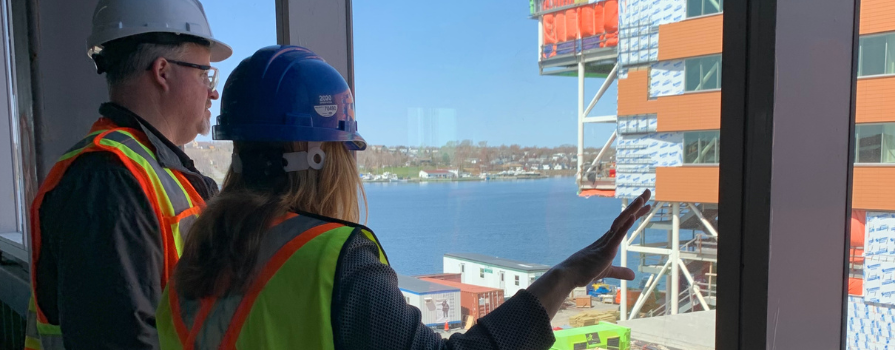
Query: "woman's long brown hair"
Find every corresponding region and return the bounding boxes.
[173,141,366,299]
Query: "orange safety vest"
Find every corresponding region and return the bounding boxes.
[24,118,206,350]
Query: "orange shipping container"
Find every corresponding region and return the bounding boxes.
[420,278,505,322]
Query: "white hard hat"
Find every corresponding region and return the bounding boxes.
[87,0,232,62]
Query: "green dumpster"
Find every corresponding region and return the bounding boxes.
[550,322,631,350]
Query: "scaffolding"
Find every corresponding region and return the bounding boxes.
[620,202,718,320]
[530,0,718,327]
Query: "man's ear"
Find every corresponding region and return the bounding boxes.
[149,57,172,91]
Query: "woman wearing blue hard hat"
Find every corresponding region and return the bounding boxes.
[155,45,652,349]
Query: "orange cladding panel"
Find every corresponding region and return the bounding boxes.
[657,15,723,61]
[860,0,895,35]
[856,76,895,123]
[853,166,895,211]
[618,70,658,115]
[656,91,721,132]
[656,166,719,203]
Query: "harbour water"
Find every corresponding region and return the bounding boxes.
[364,176,684,289]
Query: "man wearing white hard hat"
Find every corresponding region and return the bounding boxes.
[23,0,231,349]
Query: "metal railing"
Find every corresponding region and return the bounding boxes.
[530,0,592,17]
[647,287,697,317]
[680,234,718,256]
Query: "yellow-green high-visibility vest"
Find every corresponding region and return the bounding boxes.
[156,213,389,350]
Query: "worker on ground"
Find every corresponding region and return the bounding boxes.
[156,45,652,350]
[24,0,231,349]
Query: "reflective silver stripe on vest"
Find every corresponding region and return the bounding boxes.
[100,131,196,224]
[25,304,62,350]
[176,215,333,349]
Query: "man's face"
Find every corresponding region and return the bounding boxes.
[166,45,218,145]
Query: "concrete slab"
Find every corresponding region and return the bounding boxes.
[618,310,715,350]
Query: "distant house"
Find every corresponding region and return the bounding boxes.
[541,164,551,170]
[553,164,564,170]
[419,169,455,179]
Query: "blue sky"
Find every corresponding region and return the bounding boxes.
[202,0,617,148]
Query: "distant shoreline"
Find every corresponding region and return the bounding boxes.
[362,174,576,183]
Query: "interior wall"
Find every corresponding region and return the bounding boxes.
[32,0,107,180]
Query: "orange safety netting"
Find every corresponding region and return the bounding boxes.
[578,3,609,38]
[851,209,865,248]
[541,1,618,48]
[564,8,579,42]
[603,0,619,33]
[554,11,567,43]
[543,13,558,44]
[848,210,865,296]
[849,277,863,296]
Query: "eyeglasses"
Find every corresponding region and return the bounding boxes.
[163,58,219,91]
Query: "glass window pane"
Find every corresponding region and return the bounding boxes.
[684,131,720,164]
[883,124,895,163]
[687,0,703,18]
[357,0,720,347]
[859,36,887,77]
[857,125,883,163]
[705,0,722,15]
[686,58,702,91]
[182,2,277,185]
[887,34,895,75]
[686,56,721,92]
[687,0,722,18]
[0,0,35,260]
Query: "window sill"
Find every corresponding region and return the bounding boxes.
[857,73,895,80]
[0,232,26,263]
[854,163,895,167]
[681,88,722,95]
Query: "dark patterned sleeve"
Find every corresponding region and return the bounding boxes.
[331,229,556,350]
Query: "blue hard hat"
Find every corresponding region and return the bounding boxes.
[213,45,365,150]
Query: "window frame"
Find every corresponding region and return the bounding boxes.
[0,0,33,264]
[685,54,723,93]
[683,130,721,165]
[299,0,862,348]
[854,123,895,164]
[687,0,724,19]
[857,31,895,78]
[718,0,858,348]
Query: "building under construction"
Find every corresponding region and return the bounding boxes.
[531,0,895,349]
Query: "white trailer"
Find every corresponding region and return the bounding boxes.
[443,253,551,298]
[397,275,462,328]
